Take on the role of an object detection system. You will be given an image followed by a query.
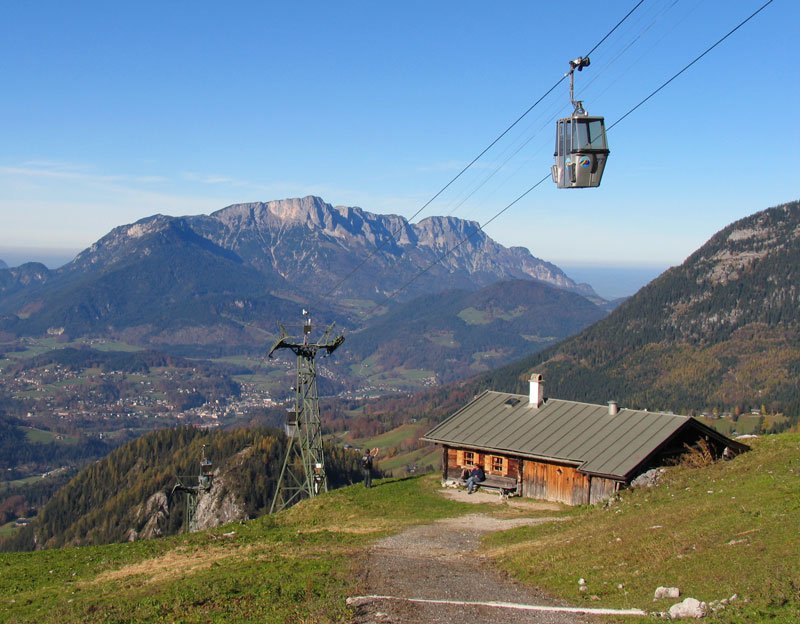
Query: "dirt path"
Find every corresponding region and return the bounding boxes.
[349,490,594,624]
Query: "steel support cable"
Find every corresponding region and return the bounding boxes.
[362,173,551,319]
[589,1,718,114]
[440,72,578,218]
[583,0,647,59]
[323,76,567,300]
[577,0,679,103]
[440,99,560,217]
[445,105,559,217]
[607,0,774,132]
[446,110,557,218]
[323,0,648,301]
[359,0,775,319]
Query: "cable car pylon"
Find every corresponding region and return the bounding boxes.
[552,56,610,189]
[268,310,344,514]
[171,444,214,532]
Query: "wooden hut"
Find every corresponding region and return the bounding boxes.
[422,374,748,505]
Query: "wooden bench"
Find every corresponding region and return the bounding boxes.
[476,474,519,498]
[450,472,518,498]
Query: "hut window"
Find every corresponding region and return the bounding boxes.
[463,451,475,465]
[492,456,506,474]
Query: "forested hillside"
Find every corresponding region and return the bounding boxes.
[0,415,112,476]
[479,200,800,420]
[346,279,605,384]
[2,427,363,551]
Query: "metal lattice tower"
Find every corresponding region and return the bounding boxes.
[172,445,214,532]
[269,310,344,514]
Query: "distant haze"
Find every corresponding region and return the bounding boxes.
[0,248,79,269]
[558,264,667,301]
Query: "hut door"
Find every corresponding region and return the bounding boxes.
[553,466,571,503]
[522,460,586,505]
[522,461,549,500]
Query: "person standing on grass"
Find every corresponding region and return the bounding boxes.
[361,449,374,488]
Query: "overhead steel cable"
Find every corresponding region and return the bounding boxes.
[323,76,567,299]
[583,0,647,58]
[607,0,774,132]
[323,0,648,301]
[362,172,552,319]
[360,0,774,318]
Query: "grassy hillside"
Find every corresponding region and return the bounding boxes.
[1,434,797,622]
[0,475,474,623]
[484,433,800,622]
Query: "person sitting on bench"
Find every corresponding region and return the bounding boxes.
[465,465,485,494]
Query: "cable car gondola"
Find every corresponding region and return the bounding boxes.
[552,56,609,189]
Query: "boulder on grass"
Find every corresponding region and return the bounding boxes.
[669,597,707,619]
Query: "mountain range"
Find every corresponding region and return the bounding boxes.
[6,198,800,555]
[6,196,797,414]
[0,196,604,385]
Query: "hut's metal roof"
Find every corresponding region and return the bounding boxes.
[422,390,738,479]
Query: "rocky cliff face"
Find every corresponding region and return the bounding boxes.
[126,448,252,540]
[192,447,253,531]
[127,491,170,541]
[193,472,247,532]
[197,196,596,300]
[67,195,594,304]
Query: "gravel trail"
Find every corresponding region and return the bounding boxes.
[349,494,594,624]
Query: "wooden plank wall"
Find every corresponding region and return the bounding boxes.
[444,446,619,505]
[589,476,619,504]
[522,459,590,505]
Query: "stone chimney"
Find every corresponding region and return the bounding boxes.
[608,400,619,416]
[529,374,544,408]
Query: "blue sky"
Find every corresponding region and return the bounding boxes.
[1,1,797,282]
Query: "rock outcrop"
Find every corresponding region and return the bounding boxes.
[128,491,170,541]
[194,473,247,531]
